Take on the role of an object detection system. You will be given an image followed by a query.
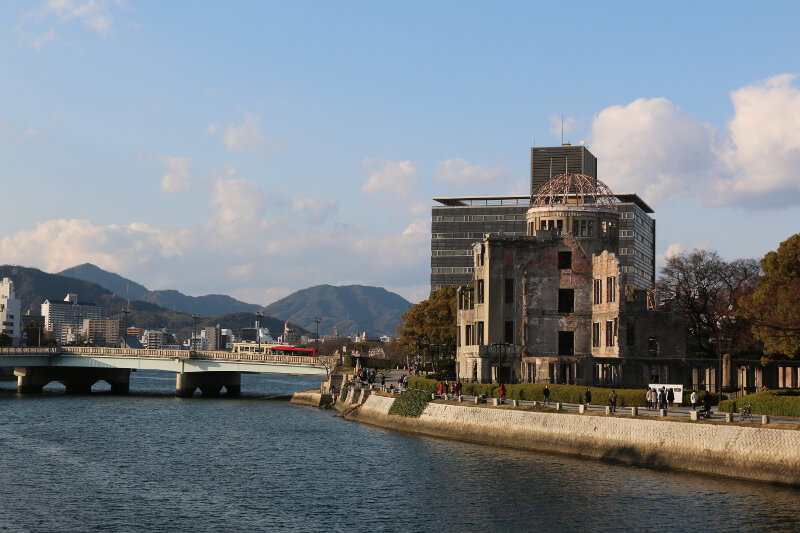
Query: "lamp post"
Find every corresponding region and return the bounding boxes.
[255,310,264,353]
[314,317,321,355]
[121,307,131,348]
[191,314,200,356]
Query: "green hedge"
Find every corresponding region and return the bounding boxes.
[680,390,721,406]
[342,356,395,370]
[339,381,351,402]
[409,377,648,407]
[388,389,431,417]
[718,389,800,417]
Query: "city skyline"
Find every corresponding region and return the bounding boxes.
[2,1,800,305]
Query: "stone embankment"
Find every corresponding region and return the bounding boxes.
[344,393,800,486]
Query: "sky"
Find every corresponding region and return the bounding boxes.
[1,1,800,305]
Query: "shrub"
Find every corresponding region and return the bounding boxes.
[717,389,800,417]
[342,356,395,369]
[339,381,351,402]
[389,389,431,417]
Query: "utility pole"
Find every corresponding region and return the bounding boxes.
[121,307,131,348]
[191,314,200,357]
[314,317,321,355]
[255,310,264,353]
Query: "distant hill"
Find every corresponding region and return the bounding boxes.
[57,263,260,317]
[263,284,411,337]
[138,290,260,316]
[58,263,149,300]
[0,265,286,341]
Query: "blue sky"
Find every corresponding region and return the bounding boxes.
[2,1,800,305]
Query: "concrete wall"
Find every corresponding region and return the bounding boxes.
[349,395,800,486]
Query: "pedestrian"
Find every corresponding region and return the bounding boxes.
[659,388,667,410]
[437,381,442,395]
[645,388,652,410]
[609,390,618,413]
[667,387,675,409]
[499,383,506,400]
[690,390,698,410]
[702,391,711,415]
[380,374,385,386]
[585,388,592,405]
[543,385,550,404]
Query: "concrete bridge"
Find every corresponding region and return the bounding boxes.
[0,347,337,397]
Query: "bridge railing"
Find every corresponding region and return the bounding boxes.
[0,346,336,368]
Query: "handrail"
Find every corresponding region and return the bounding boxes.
[0,346,336,367]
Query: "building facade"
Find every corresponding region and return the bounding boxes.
[431,145,655,292]
[41,294,102,343]
[455,174,682,388]
[84,318,120,347]
[0,277,22,344]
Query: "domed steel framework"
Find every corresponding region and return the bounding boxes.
[530,173,619,211]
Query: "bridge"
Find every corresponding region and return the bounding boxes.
[0,347,337,397]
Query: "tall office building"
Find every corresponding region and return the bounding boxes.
[0,277,21,344]
[430,145,655,292]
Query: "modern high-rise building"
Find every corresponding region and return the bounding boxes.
[0,277,22,344]
[41,293,101,343]
[430,145,656,292]
[84,318,120,347]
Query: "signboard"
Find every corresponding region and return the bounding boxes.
[649,383,683,404]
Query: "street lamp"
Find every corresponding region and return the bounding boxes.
[255,310,264,353]
[314,317,321,355]
[121,307,131,348]
[191,314,200,356]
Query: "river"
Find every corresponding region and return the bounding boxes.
[1,370,798,532]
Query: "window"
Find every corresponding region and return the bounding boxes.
[605,320,615,347]
[556,219,563,232]
[606,276,616,303]
[626,317,636,346]
[477,280,484,304]
[587,220,594,237]
[558,251,572,270]
[477,321,484,346]
[465,325,472,346]
[648,337,659,356]
[504,251,514,266]
[558,331,574,356]
[558,289,574,313]
[619,230,634,238]
[592,322,600,348]
[505,278,514,304]
[593,279,603,304]
[505,321,514,344]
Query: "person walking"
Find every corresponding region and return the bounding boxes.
[667,388,675,409]
[499,383,506,400]
[690,390,698,410]
[543,385,551,405]
[437,381,442,396]
[585,388,592,406]
[609,390,618,413]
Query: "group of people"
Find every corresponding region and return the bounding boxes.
[437,380,463,397]
[645,386,675,410]
[356,368,383,386]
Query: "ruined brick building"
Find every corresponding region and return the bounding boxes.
[455,173,685,387]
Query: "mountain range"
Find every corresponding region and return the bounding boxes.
[38,263,412,337]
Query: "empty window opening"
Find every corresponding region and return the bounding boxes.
[626,318,636,347]
[504,321,514,344]
[558,288,575,313]
[605,320,615,347]
[505,278,514,304]
[558,331,574,356]
[593,279,602,304]
[558,251,572,270]
[477,321,484,346]
[648,337,659,356]
[477,280,484,304]
[592,322,600,348]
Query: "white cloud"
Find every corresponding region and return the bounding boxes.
[291,195,339,223]
[351,219,429,269]
[0,219,190,273]
[228,263,254,281]
[361,158,418,198]
[590,74,800,208]
[208,177,267,239]
[590,97,718,203]
[434,158,516,192]
[222,112,277,155]
[16,0,121,50]
[158,156,192,194]
[206,124,218,135]
[548,114,583,138]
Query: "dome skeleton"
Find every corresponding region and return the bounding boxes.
[530,173,619,211]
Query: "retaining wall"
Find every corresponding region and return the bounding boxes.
[348,395,800,486]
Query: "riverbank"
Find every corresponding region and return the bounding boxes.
[343,392,800,486]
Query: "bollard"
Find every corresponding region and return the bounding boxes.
[556,402,562,411]
[725,413,733,423]
[762,415,770,425]
[458,395,463,402]
[431,393,436,400]
[660,409,668,417]
[605,406,611,415]
[492,398,500,406]
[474,396,479,404]
[512,400,519,407]
[533,401,539,407]
[578,404,586,414]
[631,406,638,417]
[690,410,698,421]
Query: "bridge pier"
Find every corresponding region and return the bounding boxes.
[14,367,131,394]
[176,372,241,398]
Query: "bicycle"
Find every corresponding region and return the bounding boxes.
[738,404,752,422]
